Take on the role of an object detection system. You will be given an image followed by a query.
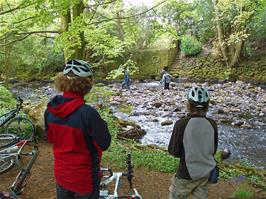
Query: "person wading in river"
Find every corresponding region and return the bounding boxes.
[121,67,132,93]
[160,69,172,90]
[168,86,218,199]
[44,59,111,199]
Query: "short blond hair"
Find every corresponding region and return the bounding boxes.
[54,72,93,96]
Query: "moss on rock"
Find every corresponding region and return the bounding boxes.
[171,56,266,82]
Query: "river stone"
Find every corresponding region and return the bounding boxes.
[118,127,146,141]
[232,120,244,127]
[173,107,182,112]
[217,108,225,114]
[151,101,162,108]
[259,112,265,117]
[25,101,47,134]
[161,120,173,126]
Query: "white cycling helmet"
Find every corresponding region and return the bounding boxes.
[63,59,93,77]
[188,86,210,103]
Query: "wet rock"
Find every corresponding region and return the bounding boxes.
[24,101,47,134]
[118,126,146,141]
[151,101,162,108]
[173,107,182,112]
[254,121,266,126]
[161,120,173,126]
[232,120,244,127]
[241,122,253,129]
[151,118,159,122]
[131,111,143,116]
[217,108,225,114]
[259,112,265,117]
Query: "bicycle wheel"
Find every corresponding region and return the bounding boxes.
[0,158,15,175]
[0,134,19,149]
[4,117,35,142]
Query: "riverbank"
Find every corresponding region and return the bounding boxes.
[1,80,266,197]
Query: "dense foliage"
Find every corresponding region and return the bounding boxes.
[180,36,202,56]
[0,0,265,79]
[0,85,16,114]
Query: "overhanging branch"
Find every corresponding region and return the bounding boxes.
[0,30,60,46]
[86,0,118,8]
[0,34,31,46]
[16,30,60,35]
[0,2,35,15]
[88,0,167,25]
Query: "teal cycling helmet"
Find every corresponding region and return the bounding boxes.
[63,59,93,77]
[188,86,210,104]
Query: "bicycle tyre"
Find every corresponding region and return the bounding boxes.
[4,117,36,142]
[0,158,15,175]
[0,134,19,149]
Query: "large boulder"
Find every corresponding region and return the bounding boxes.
[118,126,146,141]
[23,100,48,135]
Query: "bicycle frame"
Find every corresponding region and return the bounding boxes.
[0,140,29,172]
[0,146,38,199]
[11,146,39,195]
[0,98,22,127]
[100,171,142,199]
[100,154,142,199]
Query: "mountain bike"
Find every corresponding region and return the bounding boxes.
[100,153,142,199]
[0,97,36,148]
[0,146,39,199]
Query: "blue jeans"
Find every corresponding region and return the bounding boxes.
[56,184,99,199]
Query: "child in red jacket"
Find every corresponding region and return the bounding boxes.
[44,59,111,199]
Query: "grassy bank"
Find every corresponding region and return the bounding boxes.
[86,84,266,191]
[1,83,265,191]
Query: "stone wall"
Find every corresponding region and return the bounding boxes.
[133,47,177,79]
[94,47,178,79]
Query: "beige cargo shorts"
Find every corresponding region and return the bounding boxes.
[169,175,209,199]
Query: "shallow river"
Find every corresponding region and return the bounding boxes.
[8,80,266,168]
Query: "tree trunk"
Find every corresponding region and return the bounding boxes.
[61,9,71,62]
[72,1,86,60]
[230,41,243,67]
[212,0,229,67]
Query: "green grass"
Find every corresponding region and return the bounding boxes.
[231,185,254,199]
[86,84,179,172]
[118,104,133,114]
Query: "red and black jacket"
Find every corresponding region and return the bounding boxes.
[44,91,111,194]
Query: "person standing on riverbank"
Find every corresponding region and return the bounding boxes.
[168,86,218,199]
[44,59,111,199]
[121,67,132,93]
[160,69,172,90]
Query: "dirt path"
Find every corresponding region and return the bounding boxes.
[0,141,265,199]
